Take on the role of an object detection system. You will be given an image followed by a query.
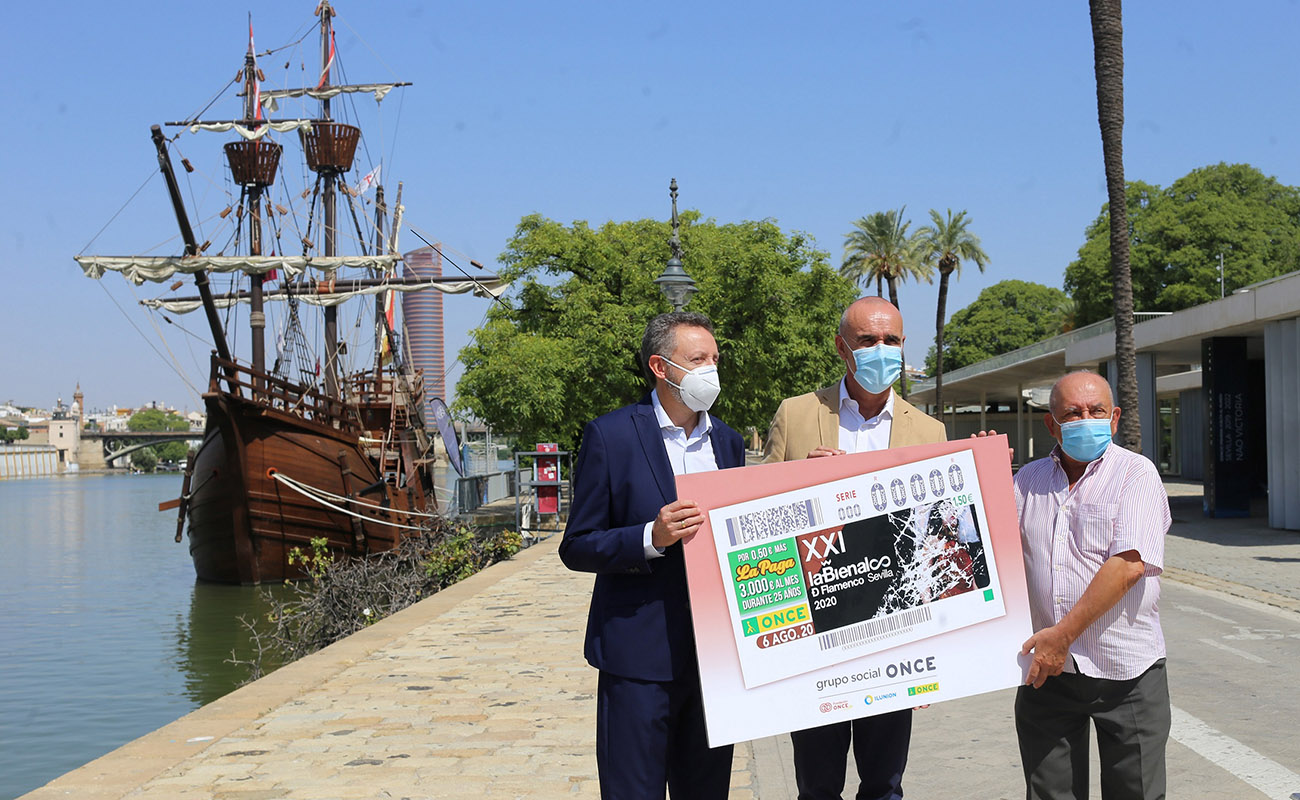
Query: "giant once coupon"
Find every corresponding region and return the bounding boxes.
[678,436,1032,747]
[714,448,1004,688]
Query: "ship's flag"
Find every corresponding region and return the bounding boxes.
[249,19,263,121]
[378,283,396,363]
[317,30,336,88]
[354,164,381,195]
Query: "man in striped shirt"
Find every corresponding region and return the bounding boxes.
[1013,370,1171,800]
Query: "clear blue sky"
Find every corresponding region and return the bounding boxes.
[3,1,1298,413]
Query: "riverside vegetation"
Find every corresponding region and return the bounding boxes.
[232,517,522,680]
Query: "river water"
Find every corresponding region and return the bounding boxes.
[0,474,284,799]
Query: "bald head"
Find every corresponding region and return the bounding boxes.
[1048,371,1115,419]
[839,296,903,341]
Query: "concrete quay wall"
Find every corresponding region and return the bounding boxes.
[0,444,59,478]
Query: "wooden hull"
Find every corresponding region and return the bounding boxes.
[186,389,431,585]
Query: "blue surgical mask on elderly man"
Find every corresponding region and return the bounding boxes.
[1053,416,1114,462]
[849,343,903,395]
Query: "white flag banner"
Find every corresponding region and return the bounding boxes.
[355,164,381,195]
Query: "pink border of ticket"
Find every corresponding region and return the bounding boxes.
[678,435,1033,747]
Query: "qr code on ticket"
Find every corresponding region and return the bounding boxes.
[723,498,824,546]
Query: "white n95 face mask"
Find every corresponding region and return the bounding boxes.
[663,358,721,412]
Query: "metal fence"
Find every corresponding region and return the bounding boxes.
[453,470,516,514]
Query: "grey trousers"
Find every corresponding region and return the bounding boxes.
[1015,659,1170,800]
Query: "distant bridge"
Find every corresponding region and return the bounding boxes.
[82,431,203,465]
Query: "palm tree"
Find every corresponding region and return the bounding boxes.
[840,207,933,399]
[1090,0,1140,452]
[841,208,933,315]
[1053,296,1079,334]
[916,209,988,415]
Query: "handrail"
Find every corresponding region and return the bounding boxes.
[209,354,352,429]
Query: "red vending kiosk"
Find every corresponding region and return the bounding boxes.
[534,443,560,515]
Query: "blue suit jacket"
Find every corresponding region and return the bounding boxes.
[559,393,746,682]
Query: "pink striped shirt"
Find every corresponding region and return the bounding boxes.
[1013,443,1170,680]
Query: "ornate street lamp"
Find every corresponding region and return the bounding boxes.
[654,178,697,311]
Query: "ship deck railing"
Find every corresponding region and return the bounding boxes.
[209,355,351,429]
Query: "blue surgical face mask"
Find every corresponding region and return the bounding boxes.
[848,342,903,395]
[1053,415,1114,463]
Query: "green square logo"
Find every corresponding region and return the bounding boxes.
[983,589,995,601]
[907,687,916,697]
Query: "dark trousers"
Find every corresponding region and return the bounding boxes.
[596,669,733,800]
[790,709,912,800]
[1015,659,1170,800]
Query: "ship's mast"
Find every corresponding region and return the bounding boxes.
[242,42,267,376]
[319,0,340,400]
[150,126,233,367]
[371,184,386,361]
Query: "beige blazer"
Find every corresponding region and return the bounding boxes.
[763,382,947,463]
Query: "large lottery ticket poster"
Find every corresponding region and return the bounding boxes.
[678,435,1032,747]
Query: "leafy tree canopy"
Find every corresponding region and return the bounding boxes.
[840,208,934,312]
[127,409,191,462]
[127,408,190,432]
[131,447,159,472]
[924,280,1069,373]
[455,213,858,448]
[1,427,30,443]
[1064,163,1300,325]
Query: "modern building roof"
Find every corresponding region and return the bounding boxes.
[909,269,1300,407]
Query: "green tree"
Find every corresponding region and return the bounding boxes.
[840,208,933,313]
[455,213,857,448]
[128,408,190,432]
[915,209,988,413]
[131,447,159,473]
[1090,0,1139,451]
[1065,165,1300,324]
[127,408,191,462]
[924,280,1069,374]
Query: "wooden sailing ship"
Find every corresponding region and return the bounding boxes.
[76,4,503,584]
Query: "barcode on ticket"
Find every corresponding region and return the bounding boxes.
[816,606,933,651]
[724,498,824,546]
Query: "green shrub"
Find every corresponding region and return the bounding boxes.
[233,518,523,680]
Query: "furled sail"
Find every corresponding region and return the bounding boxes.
[255,82,409,113]
[186,119,315,140]
[75,255,401,284]
[140,277,508,313]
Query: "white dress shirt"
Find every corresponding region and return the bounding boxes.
[838,378,894,455]
[642,389,719,560]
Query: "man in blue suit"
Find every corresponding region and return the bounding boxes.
[560,311,745,800]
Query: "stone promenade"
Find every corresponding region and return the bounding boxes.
[24,478,1300,799]
[24,535,728,799]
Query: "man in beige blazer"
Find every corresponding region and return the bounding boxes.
[764,296,946,800]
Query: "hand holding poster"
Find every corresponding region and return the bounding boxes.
[678,435,1032,746]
